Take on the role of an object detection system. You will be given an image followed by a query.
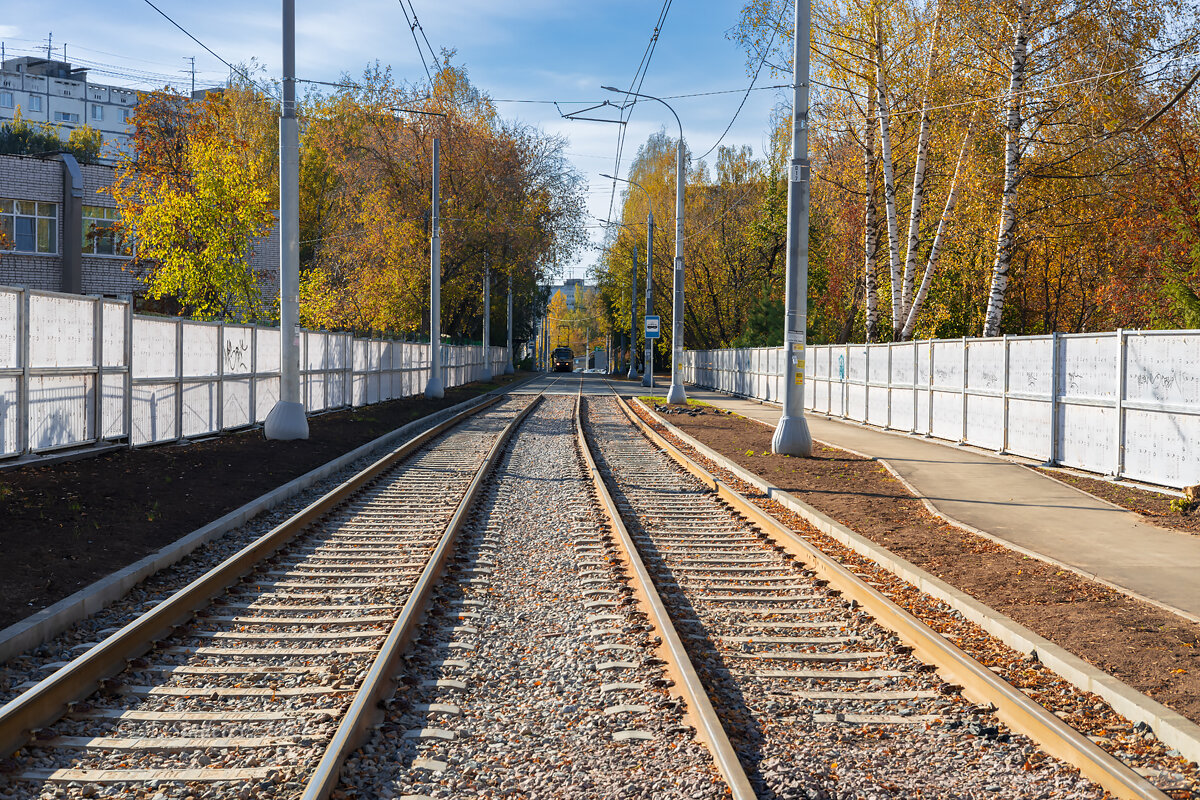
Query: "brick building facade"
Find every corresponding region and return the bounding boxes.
[0,153,279,305]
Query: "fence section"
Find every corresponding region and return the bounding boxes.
[683,331,1200,489]
[0,284,510,461]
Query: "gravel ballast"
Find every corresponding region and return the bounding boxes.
[338,395,729,800]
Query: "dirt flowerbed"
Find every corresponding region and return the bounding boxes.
[647,403,1200,726]
[0,374,526,630]
[1038,468,1200,535]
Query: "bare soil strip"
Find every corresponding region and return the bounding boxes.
[0,375,524,630]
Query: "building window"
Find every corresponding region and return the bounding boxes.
[27,95,42,112]
[0,92,13,109]
[122,108,131,123]
[82,205,124,255]
[91,104,103,121]
[54,111,80,123]
[0,200,57,254]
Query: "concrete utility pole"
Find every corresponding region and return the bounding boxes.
[665,132,687,405]
[481,251,492,381]
[425,138,444,398]
[771,0,814,456]
[264,0,309,440]
[505,273,515,374]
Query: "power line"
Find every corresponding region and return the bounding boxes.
[139,0,279,101]
[605,0,674,223]
[697,4,787,161]
[395,0,434,87]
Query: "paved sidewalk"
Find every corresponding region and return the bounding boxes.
[607,377,1200,621]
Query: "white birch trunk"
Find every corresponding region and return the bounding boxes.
[900,117,976,340]
[864,82,880,342]
[983,0,1031,338]
[875,23,903,335]
[900,3,942,319]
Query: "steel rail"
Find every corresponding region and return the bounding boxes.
[574,395,757,800]
[301,393,542,799]
[0,394,507,760]
[615,394,1169,800]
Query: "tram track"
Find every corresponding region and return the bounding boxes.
[336,393,729,800]
[0,372,1180,799]
[0,394,538,799]
[580,392,1167,800]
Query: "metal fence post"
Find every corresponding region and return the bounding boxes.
[1048,331,1059,465]
[883,345,892,431]
[123,299,133,446]
[1001,334,1010,454]
[960,336,968,444]
[92,296,103,444]
[1114,329,1126,478]
[302,328,312,410]
[250,327,258,425]
[912,342,918,432]
[843,343,850,420]
[175,319,184,442]
[217,323,225,433]
[926,339,934,437]
[863,344,870,424]
[18,288,30,457]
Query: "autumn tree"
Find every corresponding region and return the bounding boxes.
[0,112,104,164]
[109,79,279,321]
[300,59,585,345]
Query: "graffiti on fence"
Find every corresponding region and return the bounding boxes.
[225,340,249,373]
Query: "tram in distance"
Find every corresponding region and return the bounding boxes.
[552,347,574,372]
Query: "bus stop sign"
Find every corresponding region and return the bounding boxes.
[645,315,661,339]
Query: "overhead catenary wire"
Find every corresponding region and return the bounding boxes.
[395,0,435,87]
[696,3,787,160]
[138,0,280,101]
[605,0,674,223]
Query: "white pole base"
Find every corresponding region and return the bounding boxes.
[666,383,687,405]
[424,377,444,399]
[264,400,309,441]
[503,363,515,375]
[772,414,813,456]
[481,368,493,382]
[642,374,654,388]
[627,366,638,380]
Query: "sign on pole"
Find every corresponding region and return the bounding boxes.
[645,315,661,339]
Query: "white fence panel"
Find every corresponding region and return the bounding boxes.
[685,327,1200,490]
[1123,333,1200,486]
[1,282,516,463]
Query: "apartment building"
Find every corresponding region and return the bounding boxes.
[0,56,139,160]
[0,153,279,303]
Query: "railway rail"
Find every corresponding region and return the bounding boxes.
[0,372,1185,799]
[0,394,538,798]
[579,391,1169,800]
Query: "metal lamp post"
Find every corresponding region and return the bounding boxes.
[600,172,653,382]
[771,0,814,456]
[264,0,309,440]
[602,86,686,403]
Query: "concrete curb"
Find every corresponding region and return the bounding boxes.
[637,398,1200,768]
[0,375,538,664]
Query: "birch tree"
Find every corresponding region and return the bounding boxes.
[982,0,1031,337]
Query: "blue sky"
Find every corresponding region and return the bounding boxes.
[1,1,787,279]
